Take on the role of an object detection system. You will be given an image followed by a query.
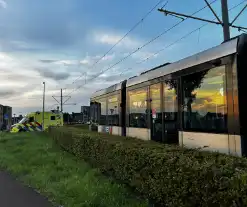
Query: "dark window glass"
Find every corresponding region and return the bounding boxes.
[107,95,119,126]
[128,87,148,128]
[50,116,55,120]
[98,98,107,125]
[90,100,99,123]
[182,65,227,133]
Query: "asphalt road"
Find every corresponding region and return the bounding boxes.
[0,171,53,207]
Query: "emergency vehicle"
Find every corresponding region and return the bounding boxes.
[10,111,63,133]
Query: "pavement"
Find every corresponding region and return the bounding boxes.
[0,171,53,207]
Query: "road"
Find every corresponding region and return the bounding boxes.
[0,171,53,207]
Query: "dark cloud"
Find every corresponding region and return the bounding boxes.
[36,68,70,81]
[0,0,89,51]
[39,59,58,63]
[0,90,16,98]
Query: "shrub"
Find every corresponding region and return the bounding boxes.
[48,127,247,206]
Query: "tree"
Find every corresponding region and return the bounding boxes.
[63,113,70,122]
[165,69,209,128]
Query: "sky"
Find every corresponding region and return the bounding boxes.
[0,0,246,116]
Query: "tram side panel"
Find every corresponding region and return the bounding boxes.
[237,34,247,156]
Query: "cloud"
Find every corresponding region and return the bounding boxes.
[36,68,70,81]
[131,51,159,61]
[0,1,87,50]
[0,89,16,98]
[0,52,63,109]
[39,59,57,63]
[93,31,142,49]
[39,53,115,69]
[79,54,115,66]
[0,0,7,9]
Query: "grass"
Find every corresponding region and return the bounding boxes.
[0,132,148,207]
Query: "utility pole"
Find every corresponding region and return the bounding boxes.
[42,82,45,131]
[221,0,230,41]
[158,0,247,42]
[61,89,63,113]
[52,88,76,113]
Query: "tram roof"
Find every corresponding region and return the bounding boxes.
[126,34,241,87]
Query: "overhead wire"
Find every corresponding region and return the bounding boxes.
[47,0,168,110]
[134,0,247,67]
[64,0,219,98]
[73,0,247,106]
[70,0,168,85]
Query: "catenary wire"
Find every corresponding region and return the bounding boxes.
[72,0,246,106]
[64,0,219,98]
[71,0,168,85]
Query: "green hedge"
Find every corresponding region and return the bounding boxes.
[48,127,247,206]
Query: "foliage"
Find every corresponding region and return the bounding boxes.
[49,126,247,207]
[63,112,70,122]
[0,132,148,207]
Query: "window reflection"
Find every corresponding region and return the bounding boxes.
[164,80,177,121]
[150,84,162,141]
[183,65,227,132]
[108,95,119,126]
[128,88,147,128]
[98,98,107,125]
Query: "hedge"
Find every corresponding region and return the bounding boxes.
[48,127,247,206]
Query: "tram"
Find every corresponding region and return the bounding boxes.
[90,33,247,157]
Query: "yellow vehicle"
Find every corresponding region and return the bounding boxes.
[10,111,63,133]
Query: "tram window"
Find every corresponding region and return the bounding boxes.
[182,65,227,133]
[107,95,119,126]
[50,116,55,121]
[97,98,107,125]
[128,87,148,128]
[164,80,177,121]
[29,117,34,122]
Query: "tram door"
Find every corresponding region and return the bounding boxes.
[150,84,163,142]
[163,80,179,144]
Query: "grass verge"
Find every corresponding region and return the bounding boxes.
[0,132,148,207]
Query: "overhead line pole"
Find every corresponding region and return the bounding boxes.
[42,82,45,131]
[204,0,222,24]
[221,0,230,41]
[157,8,222,25]
[158,0,247,41]
[52,88,76,113]
[61,89,63,113]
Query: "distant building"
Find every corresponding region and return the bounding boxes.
[0,105,4,130]
[71,112,83,123]
[0,105,12,130]
[81,106,90,123]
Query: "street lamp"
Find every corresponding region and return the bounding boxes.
[42,82,45,131]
